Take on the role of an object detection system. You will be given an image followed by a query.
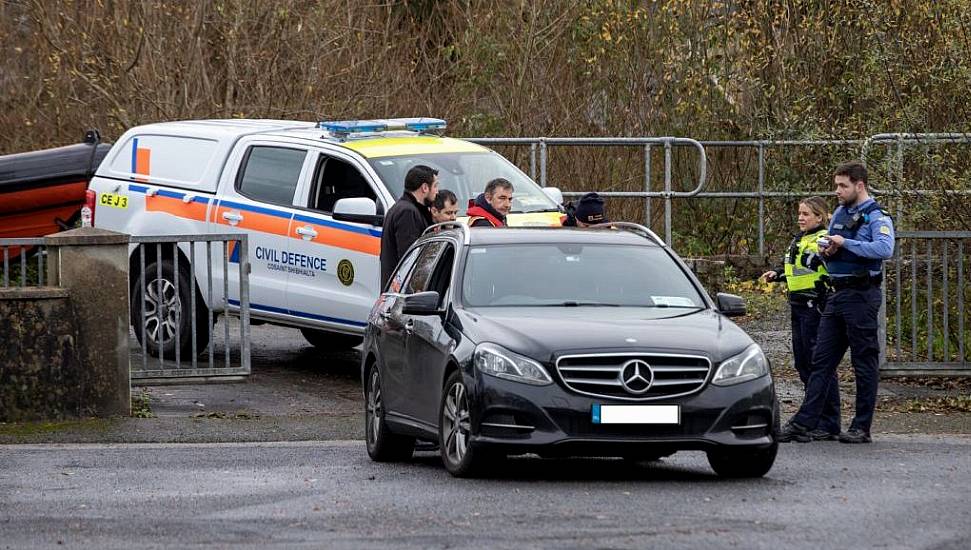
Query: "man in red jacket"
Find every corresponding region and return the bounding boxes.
[467,178,514,227]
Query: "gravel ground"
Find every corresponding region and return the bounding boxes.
[735,289,971,427]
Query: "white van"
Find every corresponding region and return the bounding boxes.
[89,118,563,355]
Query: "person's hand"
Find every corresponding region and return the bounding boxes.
[760,270,777,282]
[821,234,844,256]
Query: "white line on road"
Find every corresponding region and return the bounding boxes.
[0,439,366,451]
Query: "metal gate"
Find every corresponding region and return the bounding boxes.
[881,231,971,376]
[129,234,251,382]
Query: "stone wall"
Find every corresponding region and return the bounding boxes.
[0,288,84,421]
[0,227,131,422]
[46,228,131,417]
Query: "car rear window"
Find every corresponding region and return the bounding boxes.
[461,244,704,308]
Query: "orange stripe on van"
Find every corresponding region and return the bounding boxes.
[141,193,380,255]
[214,206,292,236]
[135,148,151,183]
[296,223,381,256]
[145,195,209,222]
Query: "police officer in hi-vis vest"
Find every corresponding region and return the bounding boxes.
[761,196,841,440]
[780,161,895,444]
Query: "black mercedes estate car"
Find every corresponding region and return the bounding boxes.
[362,223,778,478]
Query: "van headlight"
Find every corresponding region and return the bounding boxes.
[474,343,552,386]
[711,344,770,386]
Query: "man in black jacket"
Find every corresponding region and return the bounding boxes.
[380,165,438,288]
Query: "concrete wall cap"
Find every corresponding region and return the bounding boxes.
[0,287,70,300]
[44,227,130,246]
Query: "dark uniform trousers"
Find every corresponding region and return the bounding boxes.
[790,303,841,434]
[793,285,882,433]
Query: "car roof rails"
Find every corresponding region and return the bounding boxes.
[422,221,471,244]
[589,222,666,247]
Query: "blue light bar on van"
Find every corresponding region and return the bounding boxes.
[318,117,447,136]
[319,120,388,135]
[398,118,447,132]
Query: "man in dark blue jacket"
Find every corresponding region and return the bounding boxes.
[780,161,895,444]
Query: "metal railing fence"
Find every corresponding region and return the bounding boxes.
[1,239,47,287]
[468,134,971,255]
[881,231,971,376]
[469,137,707,246]
[129,234,251,381]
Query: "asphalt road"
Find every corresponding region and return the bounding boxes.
[2,435,969,549]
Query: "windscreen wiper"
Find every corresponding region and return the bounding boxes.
[556,301,621,307]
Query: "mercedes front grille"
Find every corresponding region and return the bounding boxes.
[555,353,711,401]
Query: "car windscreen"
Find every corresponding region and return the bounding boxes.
[461,244,706,308]
[368,152,559,214]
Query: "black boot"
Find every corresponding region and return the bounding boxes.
[808,428,839,441]
[778,421,811,443]
[838,428,871,444]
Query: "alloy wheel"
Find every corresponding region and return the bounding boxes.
[366,369,383,448]
[143,278,179,345]
[442,381,471,465]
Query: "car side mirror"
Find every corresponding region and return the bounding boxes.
[542,186,564,205]
[402,291,442,316]
[716,293,747,317]
[333,197,383,226]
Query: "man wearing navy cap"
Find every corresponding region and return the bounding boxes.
[563,192,608,227]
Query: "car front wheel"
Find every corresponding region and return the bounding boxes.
[439,371,494,477]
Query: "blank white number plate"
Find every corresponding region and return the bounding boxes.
[592,404,680,425]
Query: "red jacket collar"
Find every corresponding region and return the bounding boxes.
[466,201,504,227]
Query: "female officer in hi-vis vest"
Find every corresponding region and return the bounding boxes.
[761,196,841,439]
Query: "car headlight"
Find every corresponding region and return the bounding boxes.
[711,344,770,386]
[474,343,552,386]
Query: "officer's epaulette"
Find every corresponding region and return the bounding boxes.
[862,201,891,222]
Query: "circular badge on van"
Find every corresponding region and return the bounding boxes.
[337,259,355,286]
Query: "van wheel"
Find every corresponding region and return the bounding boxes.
[364,367,415,462]
[300,328,362,351]
[706,442,778,478]
[131,258,210,358]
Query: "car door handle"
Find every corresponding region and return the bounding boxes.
[296,225,318,240]
[222,211,243,225]
[404,320,415,333]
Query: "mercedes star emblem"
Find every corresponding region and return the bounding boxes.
[619,359,654,395]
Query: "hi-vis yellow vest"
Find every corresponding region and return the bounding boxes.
[784,229,828,293]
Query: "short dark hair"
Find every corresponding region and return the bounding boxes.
[432,189,457,210]
[835,161,867,185]
[404,165,438,192]
[484,178,514,196]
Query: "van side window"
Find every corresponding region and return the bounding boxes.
[308,155,377,213]
[237,146,307,206]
